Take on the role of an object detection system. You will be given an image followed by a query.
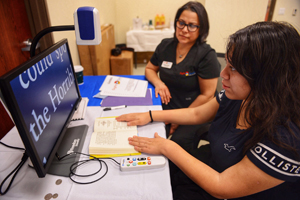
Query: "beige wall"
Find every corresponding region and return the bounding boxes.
[46,0,300,66]
[205,0,269,53]
[45,0,116,65]
[114,0,205,44]
[272,0,300,30]
[205,0,300,53]
[45,0,205,65]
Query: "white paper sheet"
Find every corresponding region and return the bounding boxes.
[99,75,148,97]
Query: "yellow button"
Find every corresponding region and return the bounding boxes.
[138,161,146,165]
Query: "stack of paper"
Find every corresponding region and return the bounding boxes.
[99,75,148,97]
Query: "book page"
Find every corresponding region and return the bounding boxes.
[95,131,118,146]
[90,117,139,155]
[94,117,137,132]
[89,130,138,154]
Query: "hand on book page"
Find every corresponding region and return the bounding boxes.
[89,117,140,157]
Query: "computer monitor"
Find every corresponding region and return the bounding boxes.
[0,39,87,178]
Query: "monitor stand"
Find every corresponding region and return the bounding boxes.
[47,124,88,177]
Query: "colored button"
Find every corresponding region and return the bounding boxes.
[133,162,137,166]
[148,161,151,165]
[138,161,146,165]
[132,158,137,161]
[147,157,151,160]
[129,160,133,163]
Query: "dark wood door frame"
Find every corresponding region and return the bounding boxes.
[265,0,277,21]
[0,0,53,139]
[24,0,54,52]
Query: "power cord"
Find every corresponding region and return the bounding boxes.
[56,152,120,184]
[0,141,121,195]
[0,141,25,151]
[0,142,28,195]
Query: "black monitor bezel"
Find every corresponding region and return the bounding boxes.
[0,39,81,177]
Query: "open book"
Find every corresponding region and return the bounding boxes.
[89,117,140,158]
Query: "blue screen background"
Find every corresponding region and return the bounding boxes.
[10,43,79,166]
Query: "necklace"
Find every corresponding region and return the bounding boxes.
[177,50,187,58]
[177,47,189,59]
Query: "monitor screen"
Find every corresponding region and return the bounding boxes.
[0,39,82,177]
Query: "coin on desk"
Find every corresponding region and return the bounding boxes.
[55,179,62,185]
[44,193,52,200]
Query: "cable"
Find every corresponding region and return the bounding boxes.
[0,140,121,192]
[56,152,120,185]
[0,141,27,195]
[69,159,108,184]
[0,141,25,151]
[0,152,28,195]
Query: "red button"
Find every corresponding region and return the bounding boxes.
[147,157,151,160]
[148,161,151,165]
[129,160,133,163]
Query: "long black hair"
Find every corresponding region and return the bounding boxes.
[173,1,209,44]
[226,21,300,155]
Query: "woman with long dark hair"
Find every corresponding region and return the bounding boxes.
[117,21,300,199]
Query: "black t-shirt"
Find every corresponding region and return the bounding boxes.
[150,38,220,109]
[208,90,300,199]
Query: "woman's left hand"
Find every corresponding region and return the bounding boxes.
[128,132,169,155]
[169,123,179,135]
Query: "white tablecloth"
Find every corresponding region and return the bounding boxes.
[0,106,172,200]
[126,29,174,52]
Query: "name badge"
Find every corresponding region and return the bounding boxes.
[161,61,173,69]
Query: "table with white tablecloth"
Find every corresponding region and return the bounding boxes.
[126,29,174,52]
[0,75,172,200]
[0,106,172,200]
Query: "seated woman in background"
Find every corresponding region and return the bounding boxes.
[145,1,220,151]
[117,21,300,199]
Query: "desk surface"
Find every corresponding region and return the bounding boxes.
[0,76,172,200]
[79,75,161,106]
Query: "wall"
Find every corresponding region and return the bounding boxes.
[205,0,269,53]
[45,0,205,66]
[46,0,299,66]
[114,0,205,44]
[272,0,300,30]
[45,0,116,65]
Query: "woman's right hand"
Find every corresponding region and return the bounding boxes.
[116,112,151,126]
[145,62,172,105]
[155,82,172,105]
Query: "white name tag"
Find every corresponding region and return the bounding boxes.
[161,61,173,69]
